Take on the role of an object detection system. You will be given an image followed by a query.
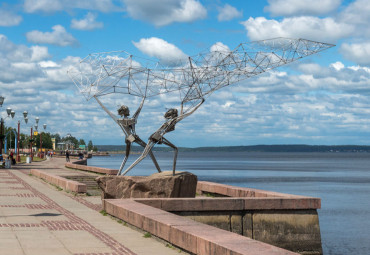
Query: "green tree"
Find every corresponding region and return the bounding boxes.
[88,140,93,151]
[79,139,86,146]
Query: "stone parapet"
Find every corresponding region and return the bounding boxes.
[65,162,118,175]
[30,169,87,193]
[104,199,299,255]
[103,181,322,255]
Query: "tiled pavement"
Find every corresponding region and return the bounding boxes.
[0,158,184,255]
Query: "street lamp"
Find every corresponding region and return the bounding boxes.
[16,111,28,162]
[1,106,16,156]
[0,96,4,107]
[8,110,16,154]
[29,117,40,161]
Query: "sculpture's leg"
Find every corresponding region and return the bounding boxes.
[121,141,156,176]
[135,137,161,173]
[162,137,178,175]
[117,141,131,176]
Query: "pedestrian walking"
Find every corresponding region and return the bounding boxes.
[65,150,70,162]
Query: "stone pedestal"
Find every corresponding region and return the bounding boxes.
[96,171,197,199]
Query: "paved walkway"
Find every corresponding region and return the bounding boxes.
[0,158,183,255]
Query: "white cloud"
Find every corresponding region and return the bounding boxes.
[210,42,230,52]
[330,61,345,71]
[133,37,188,65]
[265,0,341,16]
[338,0,370,38]
[0,34,50,83]
[217,4,242,21]
[340,42,370,66]
[241,16,352,42]
[71,12,103,30]
[0,9,23,26]
[23,0,120,13]
[123,0,207,26]
[31,46,51,62]
[26,25,78,47]
[340,0,370,26]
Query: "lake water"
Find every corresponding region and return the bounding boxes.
[87,151,370,255]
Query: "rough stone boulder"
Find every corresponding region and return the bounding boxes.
[96,171,198,199]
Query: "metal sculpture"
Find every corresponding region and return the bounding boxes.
[68,37,334,175]
[120,98,205,176]
[93,95,161,175]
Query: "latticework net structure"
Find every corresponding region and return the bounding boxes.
[68,38,334,112]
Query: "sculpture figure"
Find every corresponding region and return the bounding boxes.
[93,95,161,175]
[120,97,205,176]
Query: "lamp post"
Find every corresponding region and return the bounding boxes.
[0,96,4,156]
[30,117,40,161]
[8,110,15,153]
[1,106,16,155]
[16,111,28,162]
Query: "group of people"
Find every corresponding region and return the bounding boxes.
[64,150,84,162]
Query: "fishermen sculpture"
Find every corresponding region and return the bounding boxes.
[120,98,205,176]
[69,37,335,176]
[93,95,161,175]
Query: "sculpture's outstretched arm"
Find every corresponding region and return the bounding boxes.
[94,96,118,122]
[132,96,146,120]
[177,98,205,122]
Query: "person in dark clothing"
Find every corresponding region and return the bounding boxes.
[65,150,70,162]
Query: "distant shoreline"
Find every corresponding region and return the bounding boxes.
[95,144,370,153]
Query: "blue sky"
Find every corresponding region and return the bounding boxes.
[1,0,370,147]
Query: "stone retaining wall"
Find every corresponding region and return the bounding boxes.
[63,163,322,254]
[104,199,299,255]
[65,162,118,175]
[30,169,87,193]
[104,183,322,255]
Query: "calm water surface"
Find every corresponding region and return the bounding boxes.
[88,152,370,255]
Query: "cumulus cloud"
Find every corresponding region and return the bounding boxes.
[265,0,341,16]
[0,35,46,83]
[31,46,51,62]
[0,9,23,26]
[26,25,78,47]
[210,42,231,52]
[340,42,370,66]
[339,0,370,38]
[133,37,188,65]
[217,4,242,21]
[241,16,352,42]
[340,0,370,26]
[71,12,103,30]
[123,0,207,26]
[23,0,120,13]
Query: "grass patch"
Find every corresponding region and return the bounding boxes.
[100,210,108,216]
[143,232,152,238]
[205,192,215,198]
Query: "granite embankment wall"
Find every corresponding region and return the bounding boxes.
[36,160,322,255]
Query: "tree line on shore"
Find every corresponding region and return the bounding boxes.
[2,126,98,152]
